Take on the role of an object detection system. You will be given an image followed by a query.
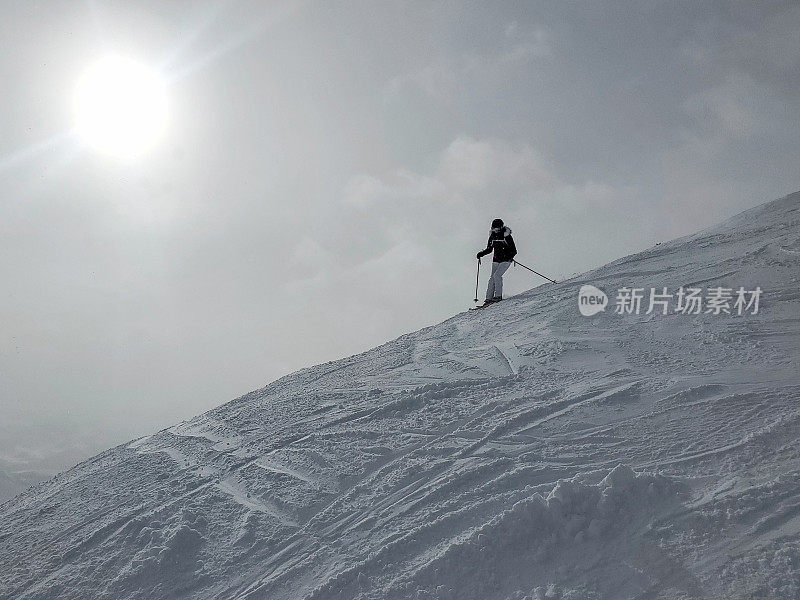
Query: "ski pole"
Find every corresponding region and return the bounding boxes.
[513,260,557,284]
[474,259,481,301]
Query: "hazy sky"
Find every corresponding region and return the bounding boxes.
[1,1,798,470]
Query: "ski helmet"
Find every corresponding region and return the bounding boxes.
[491,218,504,229]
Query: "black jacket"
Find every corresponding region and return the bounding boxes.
[478,226,517,263]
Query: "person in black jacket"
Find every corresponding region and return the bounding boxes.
[476,218,517,305]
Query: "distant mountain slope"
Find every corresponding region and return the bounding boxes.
[1,192,799,600]
[0,417,126,502]
[0,469,49,503]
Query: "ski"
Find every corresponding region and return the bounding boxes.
[470,300,502,310]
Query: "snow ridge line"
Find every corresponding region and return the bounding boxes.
[459,381,641,457]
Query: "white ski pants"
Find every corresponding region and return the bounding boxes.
[486,261,511,300]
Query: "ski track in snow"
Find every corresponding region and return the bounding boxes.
[1,192,800,599]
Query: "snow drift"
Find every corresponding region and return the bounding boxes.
[1,192,799,600]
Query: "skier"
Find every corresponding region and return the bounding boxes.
[476,218,517,306]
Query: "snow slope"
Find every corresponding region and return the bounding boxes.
[1,192,799,600]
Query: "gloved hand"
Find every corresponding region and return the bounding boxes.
[476,252,482,260]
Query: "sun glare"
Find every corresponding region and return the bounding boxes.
[74,56,167,158]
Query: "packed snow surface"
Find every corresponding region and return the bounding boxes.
[2,192,800,599]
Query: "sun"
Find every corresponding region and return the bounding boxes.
[74,56,167,158]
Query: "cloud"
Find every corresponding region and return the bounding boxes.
[683,4,800,100]
[385,60,460,106]
[682,73,760,138]
[350,136,552,202]
[385,23,551,106]
[499,22,551,61]
[343,170,445,207]
[438,136,552,194]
